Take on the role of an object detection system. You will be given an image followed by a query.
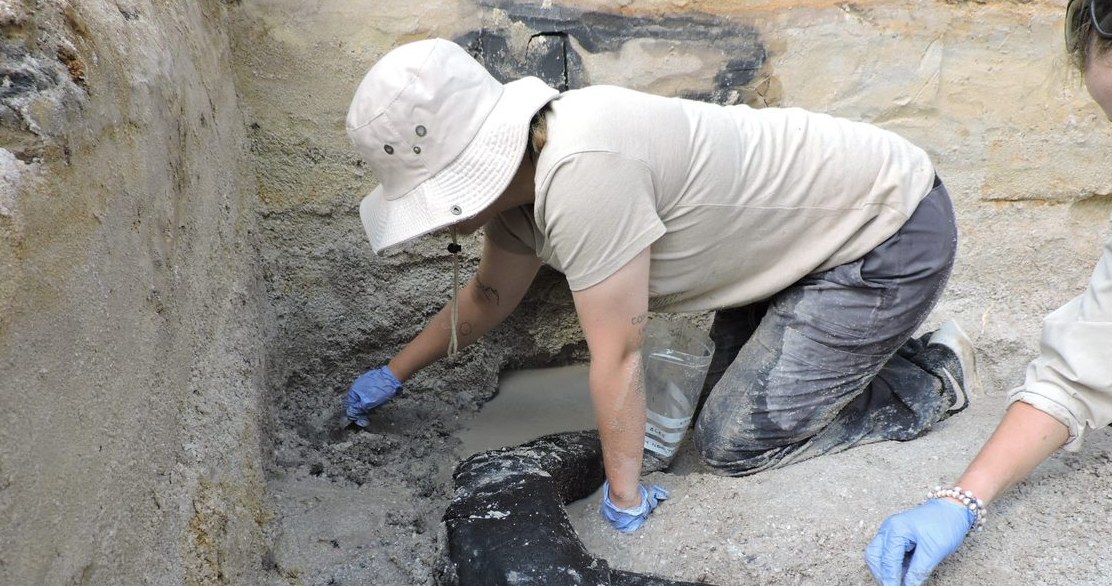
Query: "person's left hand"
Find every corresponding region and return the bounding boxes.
[865,498,975,586]
[600,480,669,533]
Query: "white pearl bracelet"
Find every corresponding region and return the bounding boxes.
[927,485,986,532]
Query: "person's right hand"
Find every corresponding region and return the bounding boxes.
[344,366,402,427]
[865,498,975,586]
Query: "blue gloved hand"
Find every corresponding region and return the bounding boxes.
[344,366,402,427]
[600,480,669,533]
[865,498,976,586]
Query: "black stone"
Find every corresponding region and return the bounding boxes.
[442,430,713,585]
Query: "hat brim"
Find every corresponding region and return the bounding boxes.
[359,76,559,255]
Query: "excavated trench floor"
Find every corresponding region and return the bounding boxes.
[456,365,595,457]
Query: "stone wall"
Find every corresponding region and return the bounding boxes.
[1,1,271,584]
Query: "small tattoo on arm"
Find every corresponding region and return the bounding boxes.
[632,312,648,337]
[475,277,501,306]
[458,322,473,336]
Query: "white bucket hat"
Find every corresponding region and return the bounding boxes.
[347,38,560,254]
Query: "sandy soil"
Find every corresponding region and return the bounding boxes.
[264,275,1112,585]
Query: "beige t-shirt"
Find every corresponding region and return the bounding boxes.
[488,85,936,313]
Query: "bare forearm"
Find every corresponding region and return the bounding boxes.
[387,304,464,381]
[389,277,515,381]
[955,401,1069,504]
[591,353,647,509]
[570,248,653,510]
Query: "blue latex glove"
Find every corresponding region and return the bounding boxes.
[344,366,402,427]
[600,480,669,533]
[865,499,976,586]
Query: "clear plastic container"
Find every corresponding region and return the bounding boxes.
[641,316,715,470]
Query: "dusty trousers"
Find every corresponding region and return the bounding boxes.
[693,178,962,476]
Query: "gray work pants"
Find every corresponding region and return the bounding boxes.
[693,178,960,476]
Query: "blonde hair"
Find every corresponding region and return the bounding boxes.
[528,106,550,157]
[1068,3,1112,73]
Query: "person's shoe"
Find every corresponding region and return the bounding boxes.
[927,320,979,416]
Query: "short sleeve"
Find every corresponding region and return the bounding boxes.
[536,151,666,290]
[485,206,540,256]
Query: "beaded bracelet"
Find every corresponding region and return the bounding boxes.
[927,485,986,532]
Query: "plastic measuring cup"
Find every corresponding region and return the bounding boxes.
[641,316,714,469]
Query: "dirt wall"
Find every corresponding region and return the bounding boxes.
[1,1,272,584]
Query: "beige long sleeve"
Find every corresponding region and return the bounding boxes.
[1008,232,1112,451]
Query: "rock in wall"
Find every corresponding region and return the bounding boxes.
[0,1,273,583]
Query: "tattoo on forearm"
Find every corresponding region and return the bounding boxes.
[475,276,501,306]
[458,321,473,337]
[632,312,648,337]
